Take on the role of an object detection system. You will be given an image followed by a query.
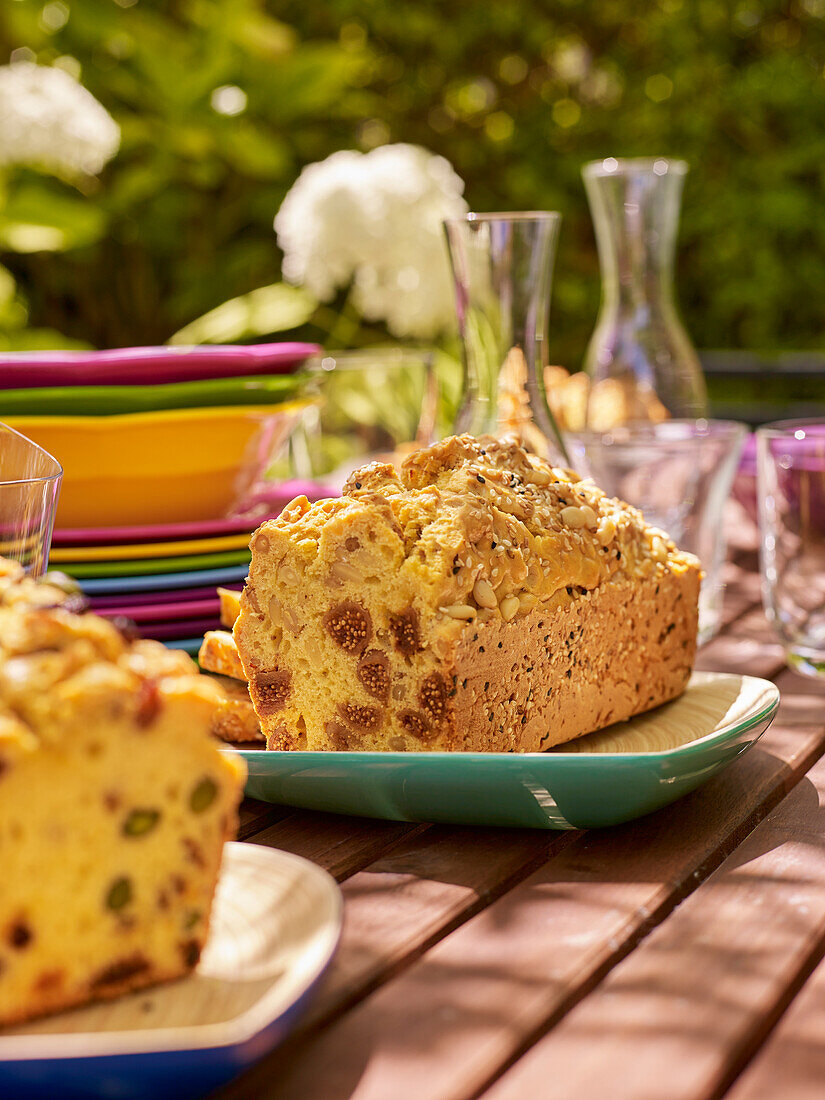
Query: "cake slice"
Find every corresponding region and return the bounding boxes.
[199,609,264,742]
[0,561,246,1027]
[208,674,264,743]
[217,587,242,628]
[234,434,701,753]
[200,630,246,680]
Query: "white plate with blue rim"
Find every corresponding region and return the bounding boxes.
[0,843,342,1099]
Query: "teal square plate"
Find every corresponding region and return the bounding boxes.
[235,672,779,830]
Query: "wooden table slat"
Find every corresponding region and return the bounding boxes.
[236,799,291,840]
[726,918,825,1100]
[249,811,429,882]
[695,606,785,681]
[718,561,763,629]
[484,712,825,1100]
[298,826,579,1033]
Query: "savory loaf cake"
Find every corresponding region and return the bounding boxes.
[0,562,246,1027]
[217,587,242,628]
[199,588,243,682]
[234,434,701,753]
[200,595,263,742]
[200,629,246,680]
[208,673,264,744]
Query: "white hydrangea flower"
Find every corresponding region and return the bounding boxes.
[0,62,120,177]
[275,143,468,339]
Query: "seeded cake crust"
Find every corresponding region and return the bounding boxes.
[441,571,696,751]
[233,434,701,753]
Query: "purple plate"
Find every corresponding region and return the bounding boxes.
[141,617,218,641]
[52,481,327,545]
[97,598,221,623]
[87,584,241,610]
[0,343,320,390]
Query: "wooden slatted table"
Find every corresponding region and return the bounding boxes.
[214,550,825,1100]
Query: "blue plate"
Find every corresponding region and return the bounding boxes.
[236,673,779,830]
[0,843,342,1100]
[167,637,206,655]
[79,565,249,595]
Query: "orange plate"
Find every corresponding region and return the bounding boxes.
[5,403,309,528]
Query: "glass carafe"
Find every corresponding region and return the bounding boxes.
[443,212,569,463]
[581,158,707,429]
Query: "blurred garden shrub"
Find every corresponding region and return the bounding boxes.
[1,0,825,362]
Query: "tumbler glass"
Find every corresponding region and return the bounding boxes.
[0,422,62,576]
[757,420,825,676]
[567,419,746,644]
[287,349,437,490]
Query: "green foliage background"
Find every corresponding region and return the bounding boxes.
[2,0,825,365]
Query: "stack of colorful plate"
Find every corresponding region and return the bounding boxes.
[0,344,320,529]
[49,481,320,654]
[0,343,329,651]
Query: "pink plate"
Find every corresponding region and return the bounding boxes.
[87,584,241,610]
[51,481,326,545]
[53,516,258,546]
[0,343,320,390]
[96,598,221,623]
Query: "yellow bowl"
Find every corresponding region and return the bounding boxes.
[4,403,309,528]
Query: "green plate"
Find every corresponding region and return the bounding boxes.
[235,672,779,830]
[63,549,251,578]
[0,374,312,416]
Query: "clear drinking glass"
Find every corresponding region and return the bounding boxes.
[443,212,569,463]
[757,420,825,676]
[287,348,437,490]
[0,422,62,576]
[581,158,707,428]
[568,419,746,644]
